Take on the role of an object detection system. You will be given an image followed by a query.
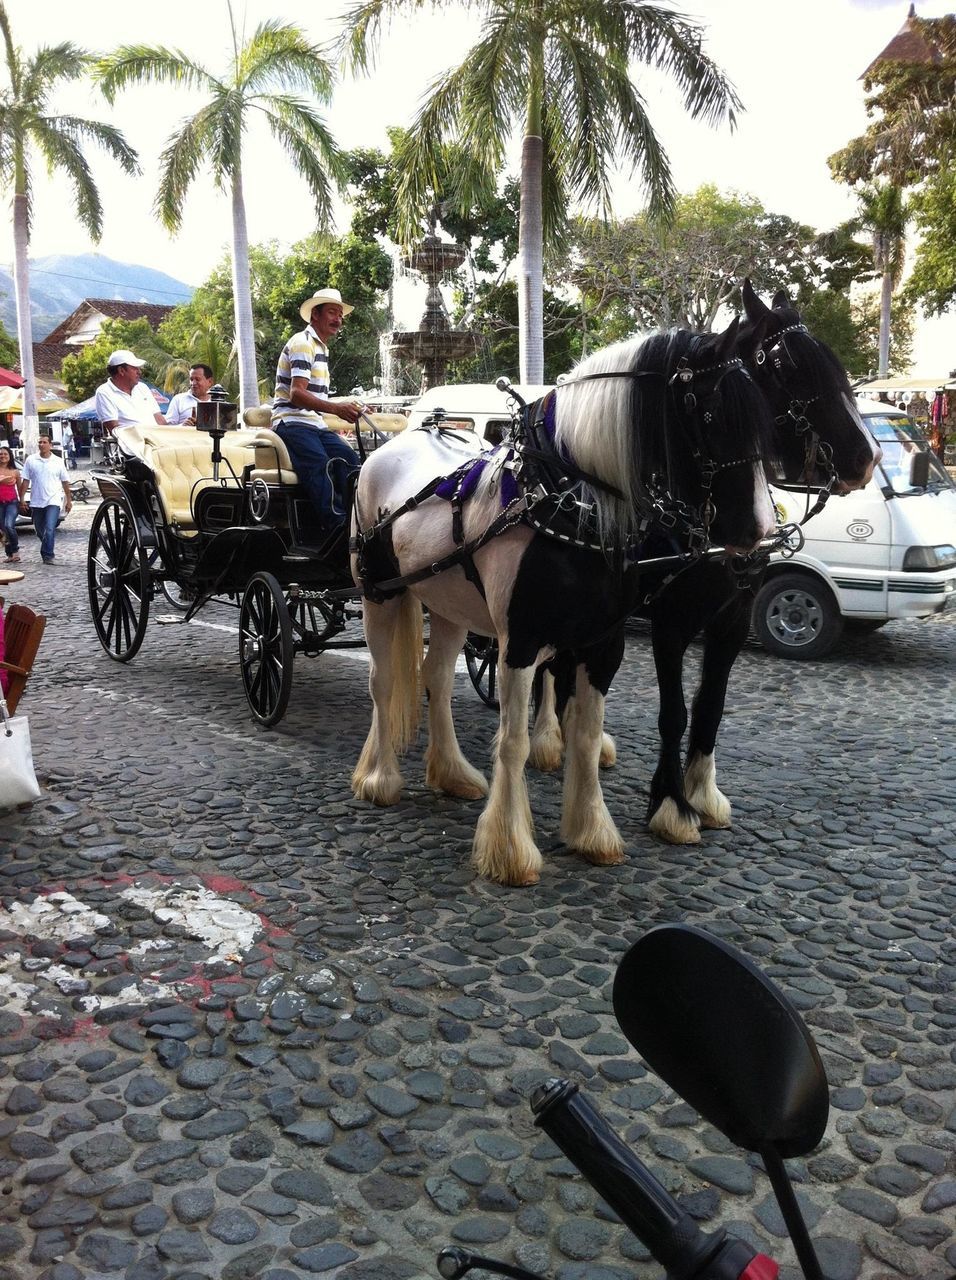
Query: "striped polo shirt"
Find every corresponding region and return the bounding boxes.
[271,324,330,428]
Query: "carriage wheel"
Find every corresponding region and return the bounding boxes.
[464,632,499,709]
[239,572,294,727]
[87,498,151,661]
[160,579,195,612]
[289,594,341,651]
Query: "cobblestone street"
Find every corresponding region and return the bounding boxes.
[1,493,955,1280]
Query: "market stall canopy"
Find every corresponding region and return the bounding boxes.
[856,374,956,393]
[47,395,98,421]
[0,367,24,389]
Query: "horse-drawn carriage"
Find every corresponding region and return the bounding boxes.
[86,401,407,726]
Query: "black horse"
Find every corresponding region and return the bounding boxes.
[535,283,881,846]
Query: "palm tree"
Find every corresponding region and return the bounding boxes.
[97,12,344,409]
[0,3,138,448]
[855,182,909,377]
[343,0,741,383]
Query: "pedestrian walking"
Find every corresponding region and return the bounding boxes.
[17,436,72,565]
[0,445,21,563]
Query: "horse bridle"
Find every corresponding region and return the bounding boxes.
[531,355,764,552]
[754,322,839,521]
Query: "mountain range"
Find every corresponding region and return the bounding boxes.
[0,253,194,340]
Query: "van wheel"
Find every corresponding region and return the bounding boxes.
[753,572,843,659]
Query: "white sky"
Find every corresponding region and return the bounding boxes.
[9,0,956,373]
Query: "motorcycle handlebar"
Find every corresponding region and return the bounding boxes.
[531,1079,777,1280]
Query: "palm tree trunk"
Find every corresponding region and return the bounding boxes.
[518,134,544,384]
[12,187,39,451]
[878,267,892,378]
[230,167,259,410]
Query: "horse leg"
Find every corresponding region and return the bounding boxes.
[647,614,700,845]
[423,614,488,799]
[684,591,752,829]
[559,640,626,866]
[529,664,616,772]
[472,661,542,886]
[529,669,564,771]
[352,591,424,806]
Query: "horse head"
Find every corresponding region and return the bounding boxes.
[630,320,776,555]
[739,280,881,493]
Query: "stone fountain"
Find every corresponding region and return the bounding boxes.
[386,229,481,393]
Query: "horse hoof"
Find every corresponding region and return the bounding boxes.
[648,799,701,845]
[528,744,563,772]
[579,845,625,867]
[599,733,617,768]
[442,780,488,800]
[698,814,731,830]
[351,771,403,807]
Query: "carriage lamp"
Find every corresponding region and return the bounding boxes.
[196,384,238,435]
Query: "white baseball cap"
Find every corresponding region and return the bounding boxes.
[299,288,354,322]
[107,349,147,369]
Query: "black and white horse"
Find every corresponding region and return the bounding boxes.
[351,322,776,885]
[533,283,882,846]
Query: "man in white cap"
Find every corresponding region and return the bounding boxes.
[94,350,167,434]
[270,288,365,541]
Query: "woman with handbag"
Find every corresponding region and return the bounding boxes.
[0,446,20,564]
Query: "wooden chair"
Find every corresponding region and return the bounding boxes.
[0,601,46,715]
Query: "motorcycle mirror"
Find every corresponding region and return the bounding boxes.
[612,924,828,1159]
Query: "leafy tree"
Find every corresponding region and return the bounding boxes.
[0,314,17,369]
[830,15,956,318]
[61,317,168,401]
[447,278,582,384]
[97,14,344,410]
[0,3,137,445]
[560,187,872,336]
[157,233,393,401]
[342,0,741,383]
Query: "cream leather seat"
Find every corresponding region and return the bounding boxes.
[114,424,259,528]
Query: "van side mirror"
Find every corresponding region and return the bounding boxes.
[910,449,931,488]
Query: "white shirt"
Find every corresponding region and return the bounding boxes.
[20,453,69,508]
[95,378,162,427]
[166,392,201,425]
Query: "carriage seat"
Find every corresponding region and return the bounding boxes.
[113,424,261,528]
[245,413,409,486]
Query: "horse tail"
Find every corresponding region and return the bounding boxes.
[388,591,424,751]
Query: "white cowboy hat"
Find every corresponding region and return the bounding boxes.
[300,288,354,322]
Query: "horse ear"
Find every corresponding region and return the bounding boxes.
[741,278,770,321]
[771,287,793,311]
[736,312,770,361]
[715,315,740,361]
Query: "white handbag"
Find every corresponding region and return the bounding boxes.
[0,696,41,809]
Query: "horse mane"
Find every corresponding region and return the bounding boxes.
[554,329,774,542]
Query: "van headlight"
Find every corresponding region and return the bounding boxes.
[902,544,956,570]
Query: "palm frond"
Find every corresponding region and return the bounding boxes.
[338,0,445,74]
[45,114,139,175]
[22,42,89,105]
[31,116,103,237]
[155,106,217,231]
[237,22,336,99]
[259,104,340,228]
[95,45,217,104]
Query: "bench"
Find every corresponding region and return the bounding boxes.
[243,410,408,487]
[0,601,46,715]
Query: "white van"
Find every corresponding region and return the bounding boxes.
[756,399,956,657]
[407,386,956,659]
[406,382,551,446]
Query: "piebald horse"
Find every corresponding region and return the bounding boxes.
[351,322,776,885]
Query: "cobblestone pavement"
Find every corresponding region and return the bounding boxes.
[1,493,954,1280]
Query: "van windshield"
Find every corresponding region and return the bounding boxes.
[866,413,955,494]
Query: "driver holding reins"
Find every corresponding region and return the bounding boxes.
[269,288,366,545]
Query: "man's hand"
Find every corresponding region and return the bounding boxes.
[332,397,366,425]
[65,498,73,514]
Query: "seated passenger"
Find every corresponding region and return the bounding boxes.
[94,350,167,433]
[269,289,365,539]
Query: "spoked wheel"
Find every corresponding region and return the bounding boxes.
[87,498,151,661]
[240,572,294,727]
[464,632,499,709]
[289,595,344,652]
[160,579,194,612]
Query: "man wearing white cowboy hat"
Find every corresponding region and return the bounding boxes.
[270,288,366,541]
